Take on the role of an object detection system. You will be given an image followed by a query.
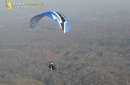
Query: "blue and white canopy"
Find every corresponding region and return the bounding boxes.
[29,11,70,33]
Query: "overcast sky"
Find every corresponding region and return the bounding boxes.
[1,0,130,21]
[1,0,130,11]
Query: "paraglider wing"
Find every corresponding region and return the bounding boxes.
[29,15,43,30]
[29,11,70,33]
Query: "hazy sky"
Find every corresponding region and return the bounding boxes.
[1,0,130,11]
[1,0,130,21]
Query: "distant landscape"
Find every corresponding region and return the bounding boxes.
[0,0,130,85]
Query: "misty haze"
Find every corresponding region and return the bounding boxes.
[0,0,130,85]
